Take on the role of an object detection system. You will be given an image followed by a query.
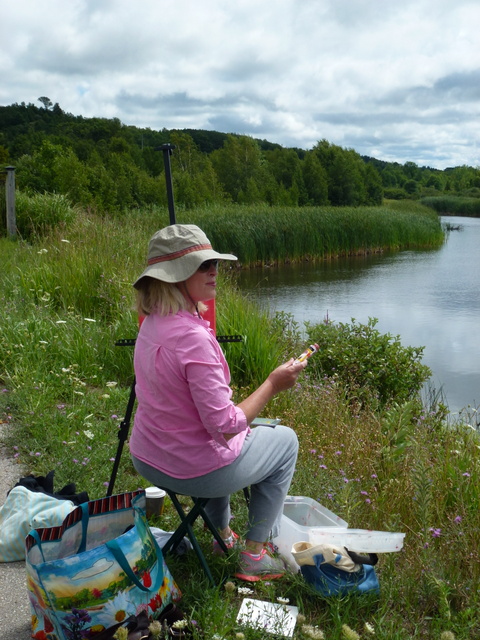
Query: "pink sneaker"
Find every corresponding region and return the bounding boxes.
[213,530,240,555]
[234,548,287,582]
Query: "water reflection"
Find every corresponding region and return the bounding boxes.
[236,216,480,414]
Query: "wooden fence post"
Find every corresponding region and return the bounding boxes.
[5,166,16,239]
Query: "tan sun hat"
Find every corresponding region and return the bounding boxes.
[133,224,238,288]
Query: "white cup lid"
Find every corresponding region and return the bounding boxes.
[145,487,166,498]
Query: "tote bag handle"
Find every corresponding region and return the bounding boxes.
[105,535,165,593]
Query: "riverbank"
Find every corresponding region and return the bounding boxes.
[0,204,478,638]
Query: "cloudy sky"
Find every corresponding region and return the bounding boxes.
[1,0,479,169]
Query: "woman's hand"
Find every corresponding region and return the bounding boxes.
[237,358,308,425]
[267,358,308,394]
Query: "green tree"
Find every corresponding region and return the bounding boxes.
[302,151,329,205]
[363,162,384,204]
[38,96,53,110]
[210,134,266,202]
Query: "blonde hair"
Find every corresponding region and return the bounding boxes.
[135,277,207,316]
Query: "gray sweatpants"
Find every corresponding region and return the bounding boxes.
[131,424,298,542]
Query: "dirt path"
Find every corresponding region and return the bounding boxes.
[0,423,32,639]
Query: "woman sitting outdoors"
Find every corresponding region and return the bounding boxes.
[129,224,307,581]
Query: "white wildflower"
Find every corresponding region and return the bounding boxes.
[276,597,290,605]
[101,394,110,399]
[364,622,375,635]
[171,619,187,630]
[237,586,254,595]
[342,624,360,640]
[106,381,118,388]
[83,430,94,439]
[302,624,325,639]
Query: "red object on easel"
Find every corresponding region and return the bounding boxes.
[201,299,216,335]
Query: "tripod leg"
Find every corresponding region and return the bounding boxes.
[106,378,137,497]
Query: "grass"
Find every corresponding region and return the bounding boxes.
[1,202,479,639]
[420,196,480,217]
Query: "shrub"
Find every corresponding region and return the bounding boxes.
[305,317,431,408]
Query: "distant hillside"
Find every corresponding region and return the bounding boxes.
[1,100,479,213]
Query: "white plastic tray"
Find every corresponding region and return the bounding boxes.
[273,496,405,570]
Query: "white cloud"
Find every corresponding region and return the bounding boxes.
[1,0,479,168]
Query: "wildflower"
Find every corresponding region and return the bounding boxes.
[302,624,325,639]
[224,581,236,594]
[296,614,306,625]
[148,620,162,639]
[440,632,456,640]
[276,597,289,604]
[172,619,188,630]
[106,381,118,388]
[462,472,471,477]
[371,473,377,478]
[429,528,442,538]
[342,624,360,640]
[83,430,94,439]
[309,449,317,454]
[454,516,462,523]
[102,394,111,399]
[238,586,254,595]
[365,498,371,504]
[364,621,375,635]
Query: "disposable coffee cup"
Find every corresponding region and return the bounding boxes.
[145,487,166,518]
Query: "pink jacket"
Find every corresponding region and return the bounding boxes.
[129,310,249,478]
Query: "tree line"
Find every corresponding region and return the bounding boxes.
[0,100,479,212]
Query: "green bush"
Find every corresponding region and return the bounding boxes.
[305,317,432,407]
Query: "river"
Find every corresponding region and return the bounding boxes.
[236,215,480,416]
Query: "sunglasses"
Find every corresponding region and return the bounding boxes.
[198,259,219,272]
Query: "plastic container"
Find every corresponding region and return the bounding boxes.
[145,487,166,518]
[273,496,348,570]
[273,496,404,570]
